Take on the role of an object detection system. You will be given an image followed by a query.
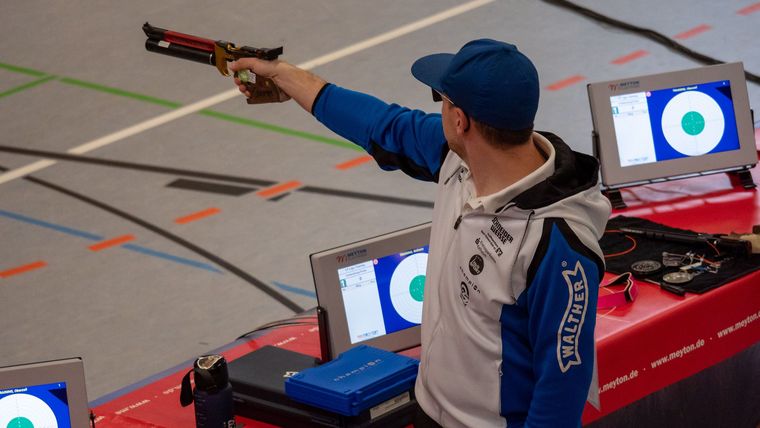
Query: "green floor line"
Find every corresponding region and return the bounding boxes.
[0,76,57,99]
[3,62,357,151]
[0,62,49,78]
[59,77,182,108]
[198,110,362,151]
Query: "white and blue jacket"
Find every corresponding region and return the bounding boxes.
[313,84,611,427]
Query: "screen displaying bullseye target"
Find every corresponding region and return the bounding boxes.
[610,80,740,167]
[338,246,428,344]
[0,382,72,428]
[386,252,428,325]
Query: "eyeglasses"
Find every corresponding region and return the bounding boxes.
[432,89,455,106]
[432,89,470,131]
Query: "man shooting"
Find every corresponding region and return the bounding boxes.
[230,39,611,427]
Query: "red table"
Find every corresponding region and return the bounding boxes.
[91,167,760,427]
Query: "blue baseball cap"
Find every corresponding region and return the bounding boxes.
[411,39,539,131]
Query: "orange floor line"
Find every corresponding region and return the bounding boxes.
[256,180,303,198]
[89,234,136,251]
[611,50,649,65]
[335,155,373,170]
[175,207,222,224]
[674,24,712,40]
[546,75,585,91]
[738,2,760,15]
[0,260,47,278]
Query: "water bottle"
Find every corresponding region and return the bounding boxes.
[180,354,235,428]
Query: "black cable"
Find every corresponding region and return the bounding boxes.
[542,0,760,85]
[236,320,317,340]
[236,311,319,339]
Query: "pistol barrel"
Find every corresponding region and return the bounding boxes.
[145,38,214,66]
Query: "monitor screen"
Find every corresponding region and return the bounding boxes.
[310,223,431,358]
[337,245,428,344]
[610,80,740,167]
[588,62,756,189]
[0,358,89,428]
[0,381,73,428]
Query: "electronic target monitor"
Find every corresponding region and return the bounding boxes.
[0,358,90,428]
[310,223,430,357]
[588,62,757,189]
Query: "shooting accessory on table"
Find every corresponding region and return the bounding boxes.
[662,271,694,285]
[630,259,662,277]
[602,216,760,294]
[598,272,639,309]
[142,23,289,104]
[618,227,752,258]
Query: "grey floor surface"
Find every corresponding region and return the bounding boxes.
[1,0,758,402]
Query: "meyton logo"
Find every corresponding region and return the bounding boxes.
[557,260,588,373]
[336,248,368,264]
[608,80,640,91]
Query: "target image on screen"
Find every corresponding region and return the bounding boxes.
[610,80,739,168]
[338,246,428,345]
[0,381,72,428]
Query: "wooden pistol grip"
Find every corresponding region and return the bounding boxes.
[244,76,290,104]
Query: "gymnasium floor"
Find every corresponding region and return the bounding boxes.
[1,0,759,401]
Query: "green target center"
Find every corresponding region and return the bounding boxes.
[681,111,705,136]
[409,275,426,302]
[8,417,35,428]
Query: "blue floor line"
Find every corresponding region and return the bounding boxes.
[0,209,102,240]
[122,243,223,274]
[0,209,318,297]
[0,208,220,274]
[272,280,317,298]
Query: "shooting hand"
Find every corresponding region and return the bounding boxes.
[230,58,281,98]
[229,58,326,112]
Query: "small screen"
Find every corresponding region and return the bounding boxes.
[0,381,72,428]
[337,246,429,344]
[610,80,740,167]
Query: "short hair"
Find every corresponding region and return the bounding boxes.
[473,118,533,147]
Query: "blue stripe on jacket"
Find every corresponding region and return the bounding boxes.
[312,84,448,182]
[500,221,599,427]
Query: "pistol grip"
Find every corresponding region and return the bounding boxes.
[244,77,290,104]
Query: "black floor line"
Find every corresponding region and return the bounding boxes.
[0,164,304,314]
[0,146,434,208]
[0,145,275,187]
[268,193,290,202]
[166,178,257,196]
[299,186,435,208]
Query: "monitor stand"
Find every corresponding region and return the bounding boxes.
[603,167,756,210]
[729,169,757,190]
[316,306,332,363]
[603,188,627,210]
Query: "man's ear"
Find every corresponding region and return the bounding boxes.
[455,108,471,134]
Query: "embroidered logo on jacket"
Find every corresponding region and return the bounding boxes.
[557,260,589,373]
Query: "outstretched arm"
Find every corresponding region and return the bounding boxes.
[229,58,326,113]
[229,59,448,182]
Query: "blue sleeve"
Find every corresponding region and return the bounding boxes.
[312,84,448,182]
[524,219,602,427]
